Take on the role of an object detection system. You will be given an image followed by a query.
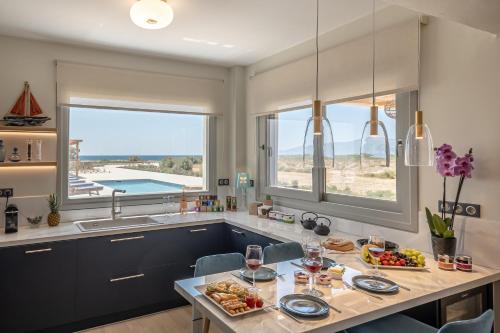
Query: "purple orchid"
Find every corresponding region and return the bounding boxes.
[432,145,474,232]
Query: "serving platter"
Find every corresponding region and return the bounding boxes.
[195,279,268,317]
[357,257,429,271]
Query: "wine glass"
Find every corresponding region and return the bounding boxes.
[302,240,323,297]
[368,235,386,278]
[245,245,263,288]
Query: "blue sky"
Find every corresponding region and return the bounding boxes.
[70,108,204,155]
[277,103,396,151]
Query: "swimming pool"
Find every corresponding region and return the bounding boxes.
[96,179,184,194]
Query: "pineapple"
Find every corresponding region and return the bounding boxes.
[47,193,60,227]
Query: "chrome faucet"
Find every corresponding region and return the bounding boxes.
[111,189,126,220]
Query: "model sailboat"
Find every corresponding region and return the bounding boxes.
[4,81,51,126]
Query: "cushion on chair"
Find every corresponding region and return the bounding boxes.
[263,241,304,264]
[194,252,246,277]
[347,314,438,333]
[438,309,494,333]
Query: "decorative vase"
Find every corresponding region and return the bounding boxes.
[431,235,457,260]
[47,212,60,227]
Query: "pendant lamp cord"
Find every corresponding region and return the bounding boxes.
[417,16,422,111]
[371,0,375,106]
[315,0,319,101]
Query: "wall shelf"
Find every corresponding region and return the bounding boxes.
[0,161,57,167]
[0,126,56,133]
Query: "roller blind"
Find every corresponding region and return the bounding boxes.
[56,61,226,115]
[248,20,418,115]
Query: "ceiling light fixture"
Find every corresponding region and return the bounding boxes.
[313,0,322,136]
[404,17,434,166]
[130,0,174,30]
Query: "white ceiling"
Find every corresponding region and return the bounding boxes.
[0,0,388,66]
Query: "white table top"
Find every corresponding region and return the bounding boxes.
[175,255,499,333]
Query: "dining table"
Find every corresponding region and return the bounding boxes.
[175,252,500,333]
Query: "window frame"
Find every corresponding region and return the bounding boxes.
[257,91,418,232]
[57,105,217,211]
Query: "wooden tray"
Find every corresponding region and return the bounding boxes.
[357,257,429,271]
[195,279,268,317]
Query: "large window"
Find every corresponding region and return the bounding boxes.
[258,92,417,231]
[268,107,313,191]
[59,106,214,209]
[324,95,396,201]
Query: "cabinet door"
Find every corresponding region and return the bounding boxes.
[0,240,77,333]
[226,224,281,254]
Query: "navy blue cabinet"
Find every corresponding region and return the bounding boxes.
[0,221,280,332]
[0,240,77,333]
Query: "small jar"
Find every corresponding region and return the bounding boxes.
[455,255,473,272]
[438,254,455,271]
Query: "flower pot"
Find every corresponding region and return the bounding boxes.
[431,236,457,260]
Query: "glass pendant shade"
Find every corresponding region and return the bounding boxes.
[130,0,174,30]
[360,121,390,169]
[369,105,379,136]
[404,121,434,166]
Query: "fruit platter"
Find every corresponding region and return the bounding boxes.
[195,280,266,317]
[359,245,428,270]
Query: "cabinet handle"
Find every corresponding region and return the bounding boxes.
[110,273,145,283]
[189,228,207,233]
[25,248,52,254]
[110,235,144,243]
[231,229,244,235]
[189,264,196,268]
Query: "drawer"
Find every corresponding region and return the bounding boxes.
[76,265,175,319]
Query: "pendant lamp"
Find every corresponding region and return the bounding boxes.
[369,0,378,137]
[404,17,434,166]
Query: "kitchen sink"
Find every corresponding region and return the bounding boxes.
[75,216,163,232]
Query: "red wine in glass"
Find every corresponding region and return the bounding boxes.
[246,259,262,271]
[303,259,322,273]
[368,247,385,258]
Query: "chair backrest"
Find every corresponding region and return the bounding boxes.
[263,242,304,264]
[438,309,494,333]
[194,252,246,277]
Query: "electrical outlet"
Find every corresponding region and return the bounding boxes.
[438,200,480,218]
[0,188,14,198]
[218,179,230,186]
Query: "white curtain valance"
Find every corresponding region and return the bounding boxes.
[56,61,225,115]
[248,20,418,115]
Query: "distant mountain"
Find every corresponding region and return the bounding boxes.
[279,139,396,158]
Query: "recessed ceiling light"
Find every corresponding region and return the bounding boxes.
[205,41,218,46]
[130,0,174,30]
[222,44,235,48]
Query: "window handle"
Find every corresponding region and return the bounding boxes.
[396,139,404,158]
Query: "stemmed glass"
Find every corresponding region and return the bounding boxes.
[245,245,263,288]
[368,235,386,278]
[303,239,323,297]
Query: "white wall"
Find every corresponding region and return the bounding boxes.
[245,17,500,268]
[0,35,232,222]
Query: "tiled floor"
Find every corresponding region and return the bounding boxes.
[81,306,223,333]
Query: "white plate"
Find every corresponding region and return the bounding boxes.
[357,257,429,271]
[195,279,268,317]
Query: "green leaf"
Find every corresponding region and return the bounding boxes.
[432,214,447,236]
[443,230,455,239]
[443,217,452,229]
[425,208,438,235]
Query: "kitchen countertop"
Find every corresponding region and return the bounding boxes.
[0,211,358,248]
